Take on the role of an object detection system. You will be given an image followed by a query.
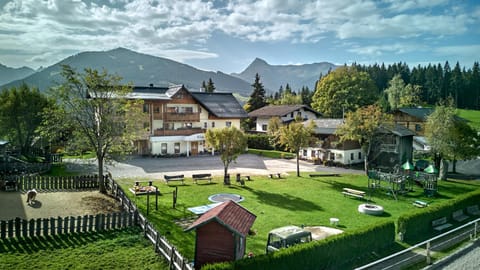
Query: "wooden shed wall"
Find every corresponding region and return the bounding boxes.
[195,221,235,270]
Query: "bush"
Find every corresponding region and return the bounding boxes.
[203,221,396,270]
[398,189,480,243]
[246,134,273,150]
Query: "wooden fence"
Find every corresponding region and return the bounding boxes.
[107,177,193,270]
[0,212,133,239]
[5,175,102,191]
[0,174,192,270]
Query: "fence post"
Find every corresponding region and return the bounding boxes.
[475,221,478,240]
[29,219,35,238]
[426,241,431,265]
[14,217,21,238]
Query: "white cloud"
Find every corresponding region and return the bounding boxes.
[348,43,427,56]
[0,0,477,69]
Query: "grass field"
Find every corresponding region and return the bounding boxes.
[116,173,480,260]
[0,228,167,270]
[457,108,480,130]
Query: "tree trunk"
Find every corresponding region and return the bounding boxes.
[97,153,106,193]
[223,164,230,185]
[296,153,300,177]
[452,158,457,173]
[439,159,448,180]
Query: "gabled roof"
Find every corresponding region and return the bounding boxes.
[307,118,344,134]
[396,108,434,121]
[248,105,320,118]
[166,84,185,97]
[191,92,248,118]
[185,200,256,237]
[378,124,416,137]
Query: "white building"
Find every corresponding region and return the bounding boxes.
[248,105,321,132]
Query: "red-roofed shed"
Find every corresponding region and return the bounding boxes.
[185,200,256,269]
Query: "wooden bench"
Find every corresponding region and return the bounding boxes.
[432,217,453,232]
[192,173,212,184]
[269,173,282,178]
[235,174,250,186]
[413,200,428,208]
[342,188,366,199]
[164,174,185,184]
[309,173,340,177]
[452,209,469,222]
[467,205,480,216]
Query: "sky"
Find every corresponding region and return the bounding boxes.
[0,0,479,73]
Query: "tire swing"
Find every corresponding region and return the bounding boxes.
[358,204,384,216]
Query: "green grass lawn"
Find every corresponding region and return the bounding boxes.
[0,228,167,270]
[116,173,480,260]
[457,108,480,130]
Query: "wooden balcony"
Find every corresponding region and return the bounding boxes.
[153,128,204,136]
[153,112,200,121]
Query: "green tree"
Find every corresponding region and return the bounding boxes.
[278,119,316,176]
[205,127,247,184]
[41,65,145,193]
[0,83,52,156]
[385,74,404,111]
[245,73,267,113]
[206,78,215,93]
[425,99,480,179]
[400,84,421,108]
[311,66,377,117]
[336,105,393,173]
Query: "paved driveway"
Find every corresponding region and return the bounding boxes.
[66,154,364,180]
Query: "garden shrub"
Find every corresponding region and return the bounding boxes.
[246,134,273,150]
[203,221,395,270]
[398,189,480,243]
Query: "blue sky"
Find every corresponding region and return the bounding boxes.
[0,0,479,73]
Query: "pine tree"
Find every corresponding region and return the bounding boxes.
[206,78,215,93]
[245,73,267,112]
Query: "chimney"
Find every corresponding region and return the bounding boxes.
[149,83,154,87]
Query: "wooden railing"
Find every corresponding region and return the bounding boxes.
[107,177,193,270]
[153,112,200,122]
[153,128,204,136]
[5,175,102,191]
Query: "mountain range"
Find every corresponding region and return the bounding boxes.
[0,48,337,97]
[0,64,35,86]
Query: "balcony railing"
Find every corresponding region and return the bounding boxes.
[153,128,204,136]
[153,112,200,122]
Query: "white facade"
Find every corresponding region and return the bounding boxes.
[300,147,364,165]
[255,107,318,132]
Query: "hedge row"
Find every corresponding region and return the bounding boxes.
[398,188,480,243]
[246,134,273,150]
[203,221,396,270]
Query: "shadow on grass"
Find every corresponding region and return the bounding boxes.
[242,186,323,212]
[0,227,141,253]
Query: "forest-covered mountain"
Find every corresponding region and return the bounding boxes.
[0,48,253,96]
[233,58,337,93]
[0,64,35,86]
[354,62,480,110]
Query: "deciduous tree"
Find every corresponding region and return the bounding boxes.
[41,65,144,193]
[278,119,316,176]
[0,83,52,156]
[205,127,247,184]
[311,66,377,117]
[336,105,393,174]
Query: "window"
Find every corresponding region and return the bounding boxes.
[154,106,160,113]
[161,143,167,154]
[291,112,294,118]
[212,122,215,128]
[174,143,180,154]
[415,124,422,131]
[351,153,354,160]
[182,107,193,113]
[143,104,149,113]
[262,124,267,131]
[358,152,362,160]
[303,150,307,157]
[204,122,207,129]
[226,121,232,127]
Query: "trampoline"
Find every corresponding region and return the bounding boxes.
[208,193,244,203]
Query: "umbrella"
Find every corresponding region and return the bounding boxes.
[424,165,438,174]
[402,161,414,170]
